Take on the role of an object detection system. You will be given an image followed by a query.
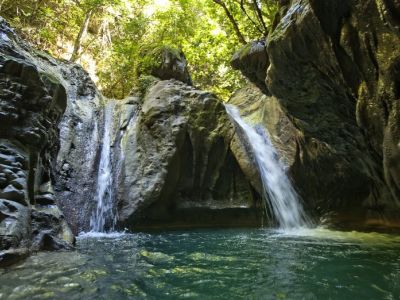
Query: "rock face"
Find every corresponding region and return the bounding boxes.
[54,74,263,232]
[2,0,399,239]
[229,84,299,166]
[48,46,262,231]
[231,41,269,94]
[45,37,261,232]
[0,18,74,266]
[232,0,400,230]
[228,84,299,196]
[52,61,104,234]
[117,78,262,229]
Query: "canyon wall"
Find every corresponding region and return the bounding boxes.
[231,0,400,230]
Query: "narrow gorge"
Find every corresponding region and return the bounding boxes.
[1,0,400,298]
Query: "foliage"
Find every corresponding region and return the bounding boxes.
[0,0,278,100]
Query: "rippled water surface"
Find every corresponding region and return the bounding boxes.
[1,228,400,299]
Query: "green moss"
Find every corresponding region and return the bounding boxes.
[130,75,159,99]
[138,45,182,77]
[238,43,253,60]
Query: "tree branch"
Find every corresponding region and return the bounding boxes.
[237,0,264,35]
[69,8,94,62]
[212,0,247,45]
[252,0,268,36]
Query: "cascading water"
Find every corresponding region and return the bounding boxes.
[90,102,116,232]
[225,104,311,229]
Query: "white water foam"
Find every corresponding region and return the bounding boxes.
[225,104,311,229]
[90,102,117,232]
[78,231,127,239]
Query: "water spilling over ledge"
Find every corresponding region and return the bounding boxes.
[225,104,312,229]
[90,102,117,232]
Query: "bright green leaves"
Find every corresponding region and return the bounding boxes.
[1,0,278,100]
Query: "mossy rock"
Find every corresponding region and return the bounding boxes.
[138,45,192,85]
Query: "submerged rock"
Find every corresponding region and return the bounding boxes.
[0,247,29,268]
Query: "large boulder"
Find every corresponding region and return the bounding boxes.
[139,46,193,86]
[51,69,264,232]
[117,78,263,229]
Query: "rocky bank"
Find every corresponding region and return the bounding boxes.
[0,15,264,263]
[0,19,74,266]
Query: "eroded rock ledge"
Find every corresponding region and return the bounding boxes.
[0,19,74,266]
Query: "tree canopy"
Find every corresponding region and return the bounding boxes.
[0,0,278,100]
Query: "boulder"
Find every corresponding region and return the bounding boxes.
[0,248,29,268]
[139,46,192,85]
[0,200,30,250]
[117,79,263,229]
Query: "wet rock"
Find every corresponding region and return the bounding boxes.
[117,79,262,229]
[0,143,29,207]
[230,84,298,164]
[0,17,73,261]
[0,185,25,205]
[0,200,30,250]
[52,64,104,234]
[31,206,75,250]
[228,83,299,195]
[0,248,29,267]
[49,58,263,232]
[32,232,74,251]
[2,0,398,236]
[232,0,400,229]
[34,193,56,205]
[10,178,25,190]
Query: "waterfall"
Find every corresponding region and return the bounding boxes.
[225,104,310,229]
[90,102,116,232]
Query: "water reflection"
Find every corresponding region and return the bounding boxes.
[1,228,400,299]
